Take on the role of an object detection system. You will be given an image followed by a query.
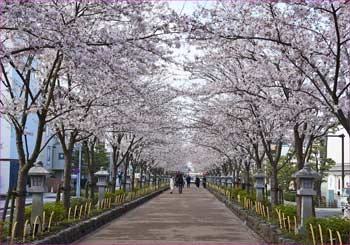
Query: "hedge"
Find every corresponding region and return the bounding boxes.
[306,217,350,244]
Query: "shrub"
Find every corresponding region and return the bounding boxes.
[306,217,350,244]
[70,197,87,208]
[284,191,296,202]
[105,190,125,200]
[274,204,297,218]
[25,202,66,224]
[44,202,66,223]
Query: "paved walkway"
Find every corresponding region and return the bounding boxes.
[78,187,263,244]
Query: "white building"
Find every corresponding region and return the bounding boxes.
[326,127,350,199]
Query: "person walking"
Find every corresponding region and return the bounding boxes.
[195,176,200,188]
[170,176,174,194]
[202,176,207,188]
[176,174,184,194]
[186,175,191,188]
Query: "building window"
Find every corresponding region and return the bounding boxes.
[58,153,64,160]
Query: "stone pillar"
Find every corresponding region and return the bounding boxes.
[95,167,109,203]
[254,169,265,201]
[226,177,233,188]
[294,164,320,232]
[28,161,49,229]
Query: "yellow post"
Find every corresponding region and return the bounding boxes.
[48,211,55,232]
[262,205,266,217]
[10,221,18,244]
[282,212,286,229]
[287,216,291,232]
[32,216,40,239]
[318,224,324,245]
[23,219,29,243]
[79,205,83,219]
[294,216,297,235]
[68,207,72,221]
[84,202,88,217]
[42,211,46,233]
[309,223,316,245]
[266,206,270,221]
[328,229,333,245]
[336,231,342,245]
[73,205,78,220]
[88,202,92,216]
[277,210,282,229]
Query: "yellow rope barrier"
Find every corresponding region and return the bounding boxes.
[328,229,333,245]
[32,216,40,239]
[336,231,342,245]
[68,207,72,221]
[48,211,55,232]
[318,224,324,245]
[10,221,18,244]
[23,219,29,243]
[309,223,316,245]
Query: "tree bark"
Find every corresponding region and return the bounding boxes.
[111,146,118,192]
[270,164,279,206]
[62,153,72,212]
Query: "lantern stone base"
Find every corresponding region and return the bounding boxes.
[255,187,264,202]
[31,193,44,230]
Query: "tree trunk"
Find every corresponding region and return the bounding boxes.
[122,158,129,191]
[62,152,73,213]
[15,172,27,236]
[270,164,279,206]
[139,165,144,188]
[131,166,136,191]
[111,147,118,192]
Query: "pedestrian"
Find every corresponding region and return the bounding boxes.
[170,176,174,194]
[202,176,207,188]
[186,175,191,188]
[195,176,200,188]
[176,173,184,194]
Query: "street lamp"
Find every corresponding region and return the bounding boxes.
[327,134,345,189]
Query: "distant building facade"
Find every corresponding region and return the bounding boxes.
[326,127,350,200]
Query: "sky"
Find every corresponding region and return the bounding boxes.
[167,0,213,16]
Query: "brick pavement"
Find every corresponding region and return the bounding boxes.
[77,186,263,244]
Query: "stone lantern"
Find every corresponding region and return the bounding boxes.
[150,175,154,186]
[254,169,266,201]
[293,164,320,231]
[28,161,49,227]
[216,176,221,185]
[95,167,109,202]
[220,176,224,187]
[226,176,233,188]
[125,175,131,191]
